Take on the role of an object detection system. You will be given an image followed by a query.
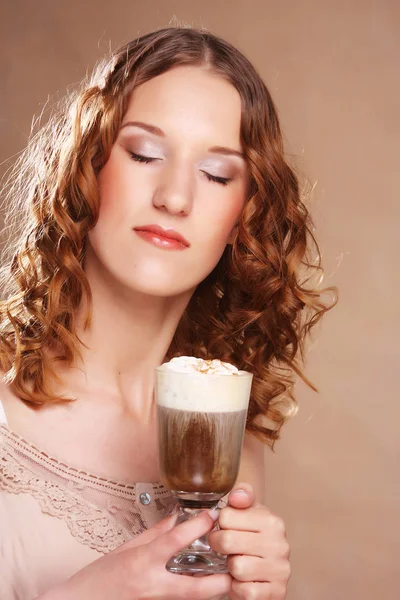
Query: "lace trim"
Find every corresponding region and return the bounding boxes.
[0,442,134,553]
[0,424,144,497]
[0,425,176,553]
[0,425,227,554]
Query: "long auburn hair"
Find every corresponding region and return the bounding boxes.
[0,27,334,445]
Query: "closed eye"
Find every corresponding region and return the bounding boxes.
[129,153,231,186]
[129,152,159,164]
[202,171,231,186]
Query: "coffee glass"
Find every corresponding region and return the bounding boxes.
[155,365,253,575]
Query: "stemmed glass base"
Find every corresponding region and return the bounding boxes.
[166,495,228,575]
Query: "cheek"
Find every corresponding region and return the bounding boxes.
[98,155,128,205]
[204,188,246,245]
[95,152,150,225]
[88,160,132,257]
[192,189,245,281]
[95,160,123,225]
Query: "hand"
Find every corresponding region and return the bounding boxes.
[209,483,290,600]
[39,509,231,600]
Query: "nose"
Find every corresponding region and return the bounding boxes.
[152,161,193,217]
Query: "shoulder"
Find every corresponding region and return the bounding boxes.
[0,374,37,435]
[0,370,14,425]
[0,401,6,425]
[237,432,266,503]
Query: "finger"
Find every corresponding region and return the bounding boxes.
[209,530,265,557]
[210,529,289,559]
[219,506,286,537]
[228,482,256,509]
[228,554,291,583]
[228,555,267,582]
[179,573,232,600]
[231,580,274,600]
[153,509,219,559]
[111,509,179,554]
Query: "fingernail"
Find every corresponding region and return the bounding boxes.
[207,509,220,521]
[232,489,248,495]
[166,508,179,524]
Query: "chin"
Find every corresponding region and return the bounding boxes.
[132,282,196,298]
[100,263,202,299]
[128,266,204,298]
[85,243,220,299]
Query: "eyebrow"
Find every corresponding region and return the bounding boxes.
[120,120,245,159]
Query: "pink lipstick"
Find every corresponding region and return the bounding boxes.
[133,224,190,251]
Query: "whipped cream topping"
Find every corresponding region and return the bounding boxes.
[160,356,239,375]
[156,356,252,413]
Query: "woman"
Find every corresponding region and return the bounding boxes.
[0,27,331,599]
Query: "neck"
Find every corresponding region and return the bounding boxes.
[59,255,193,415]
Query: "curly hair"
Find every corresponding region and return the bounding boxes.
[0,27,335,445]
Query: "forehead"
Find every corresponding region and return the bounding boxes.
[123,66,242,148]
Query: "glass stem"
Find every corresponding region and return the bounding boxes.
[176,499,220,553]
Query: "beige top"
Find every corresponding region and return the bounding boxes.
[0,409,179,599]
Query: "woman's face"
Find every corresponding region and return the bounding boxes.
[88,65,249,297]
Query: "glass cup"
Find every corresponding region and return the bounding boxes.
[155,366,253,575]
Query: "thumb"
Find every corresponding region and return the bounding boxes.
[227,482,255,509]
[111,508,179,554]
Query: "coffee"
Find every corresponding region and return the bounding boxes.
[155,357,252,499]
[158,405,247,494]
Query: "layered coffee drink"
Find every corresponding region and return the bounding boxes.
[155,357,253,574]
[156,357,252,502]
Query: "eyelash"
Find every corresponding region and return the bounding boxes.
[129,152,231,186]
[129,152,155,164]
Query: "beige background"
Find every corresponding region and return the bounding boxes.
[1,1,398,598]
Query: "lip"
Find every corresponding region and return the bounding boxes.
[133,224,190,250]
